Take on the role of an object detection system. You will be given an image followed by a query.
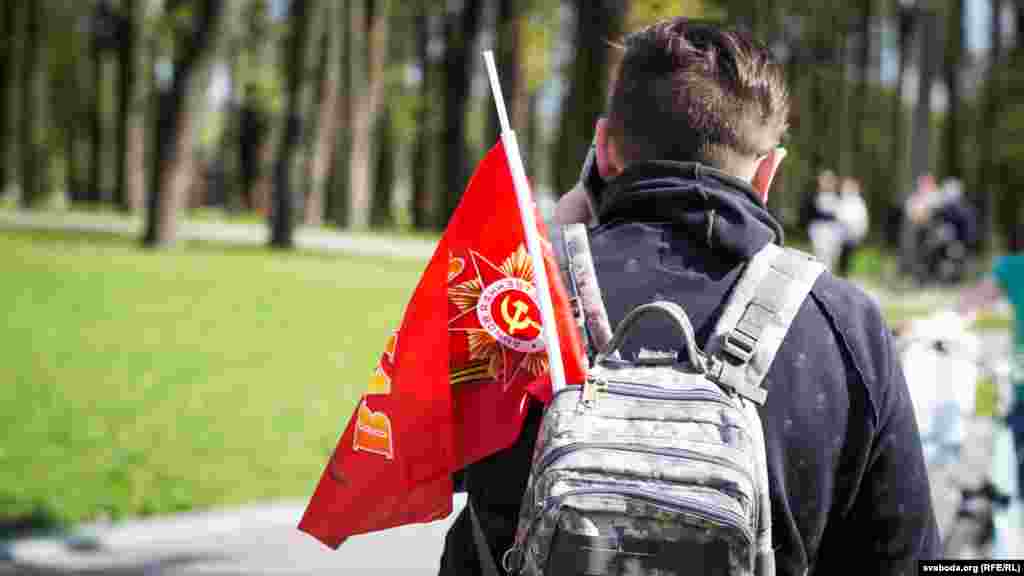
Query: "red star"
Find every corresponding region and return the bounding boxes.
[448,246,548,391]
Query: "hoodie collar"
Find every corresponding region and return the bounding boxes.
[596,160,785,261]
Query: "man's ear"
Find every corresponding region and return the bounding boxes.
[751,147,787,204]
[595,118,623,180]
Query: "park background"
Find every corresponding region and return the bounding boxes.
[0,0,1021,555]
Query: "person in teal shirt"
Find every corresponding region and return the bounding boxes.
[956,253,1024,500]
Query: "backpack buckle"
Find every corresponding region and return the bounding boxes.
[722,329,757,364]
[705,354,768,405]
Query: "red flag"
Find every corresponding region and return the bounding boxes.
[298,141,586,549]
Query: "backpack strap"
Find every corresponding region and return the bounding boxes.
[549,223,589,357]
[562,223,615,359]
[705,244,826,405]
[705,243,824,576]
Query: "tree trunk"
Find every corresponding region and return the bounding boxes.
[294,0,325,222]
[409,3,434,230]
[305,1,340,227]
[1018,0,1024,52]
[892,4,914,203]
[326,0,350,227]
[236,0,271,214]
[270,0,314,248]
[0,1,15,199]
[59,3,91,206]
[439,0,483,228]
[143,0,223,248]
[20,0,48,208]
[976,0,1004,252]
[909,9,938,186]
[347,0,392,230]
[553,0,626,197]
[850,0,872,181]
[486,0,525,143]
[941,0,964,181]
[219,2,245,214]
[238,104,268,213]
[370,105,394,227]
[344,0,368,229]
[834,36,850,177]
[119,0,146,213]
[90,30,104,205]
[98,52,118,206]
[807,18,830,180]
[1001,0,1024,250]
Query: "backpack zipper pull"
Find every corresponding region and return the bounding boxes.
[579,376,606,410]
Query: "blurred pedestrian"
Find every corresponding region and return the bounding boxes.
[925,178,978,283]
[807,169,843,271]
[901,173,940,283]
[836,176,869,277]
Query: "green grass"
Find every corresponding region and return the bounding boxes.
[881,304,1012,332]
[0,228,427,530]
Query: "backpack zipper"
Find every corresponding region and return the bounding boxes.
[535,441,753,486]
[601,380,734,406]
[553,381,738,408]
[541,486,753,544]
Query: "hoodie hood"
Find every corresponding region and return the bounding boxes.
[596,160,784,262]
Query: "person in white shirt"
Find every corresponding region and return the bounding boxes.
[807,169,843,271]
[836,177,869,277]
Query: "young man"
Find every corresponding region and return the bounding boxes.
[440,18,939,575]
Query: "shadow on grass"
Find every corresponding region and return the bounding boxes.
[0,503,65,543]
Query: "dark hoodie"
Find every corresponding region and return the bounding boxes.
[439,161,940,576]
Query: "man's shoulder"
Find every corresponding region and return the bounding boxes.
[804,269,895,397]
[770,247,890,373]
[808,269,883,324]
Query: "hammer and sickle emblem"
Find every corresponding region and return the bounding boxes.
[501,295,541,335]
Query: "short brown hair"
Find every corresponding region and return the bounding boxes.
[606,18,789,168]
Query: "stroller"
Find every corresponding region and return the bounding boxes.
[911,183,980,286]
[895,312,1014,558]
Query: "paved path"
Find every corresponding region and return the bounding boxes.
[2,496,468,575]
[0,210,437,261]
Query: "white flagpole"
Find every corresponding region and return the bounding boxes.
[482,50,567,394]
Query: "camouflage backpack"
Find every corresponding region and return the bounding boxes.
[493,228,825,576]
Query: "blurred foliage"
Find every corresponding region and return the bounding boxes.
[5,0,1018,246]
[995,50,1024,183]
[627,0,722,30]
[521,2,558,93]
